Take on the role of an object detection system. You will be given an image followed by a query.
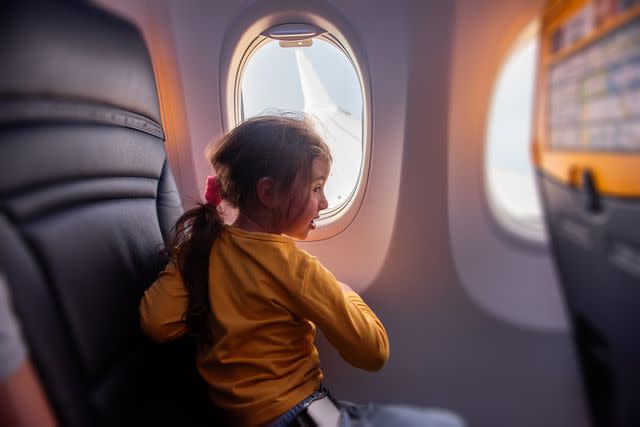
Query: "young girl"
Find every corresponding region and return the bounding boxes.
[140,115,464,427]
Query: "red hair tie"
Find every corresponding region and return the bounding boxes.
[204,175,222,207]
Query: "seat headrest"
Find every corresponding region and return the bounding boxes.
[0,0,162,125]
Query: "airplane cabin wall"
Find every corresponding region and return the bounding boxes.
[449,0,569,332]
[93,1,591,426]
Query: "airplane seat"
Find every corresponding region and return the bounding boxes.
[535,3,640,425]
[0,1,216,425]
[540,173,640,427]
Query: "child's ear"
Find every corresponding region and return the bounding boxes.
[256,177,277,208]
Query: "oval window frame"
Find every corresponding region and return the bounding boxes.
[221,14,372,241]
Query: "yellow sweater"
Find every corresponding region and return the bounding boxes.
[139,225,389,426]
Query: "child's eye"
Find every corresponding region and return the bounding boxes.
[313,186,322,193]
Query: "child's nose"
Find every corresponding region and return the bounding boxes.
[319,194,329,210]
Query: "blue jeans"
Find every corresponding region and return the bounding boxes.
[269,389,326,427]
[269,388,466,427]
[338,401,466,427]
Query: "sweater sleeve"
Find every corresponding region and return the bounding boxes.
[139,260,188,343]
[296,258,389,371]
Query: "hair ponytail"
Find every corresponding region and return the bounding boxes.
[164,202,223,345]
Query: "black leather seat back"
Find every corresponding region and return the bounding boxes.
[0,1,185,425]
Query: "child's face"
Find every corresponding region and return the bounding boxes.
[281,157,330,240]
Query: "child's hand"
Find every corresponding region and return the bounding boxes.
[338,281,354,293]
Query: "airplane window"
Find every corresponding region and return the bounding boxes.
[485,21,546,243]
[239,28,364,216]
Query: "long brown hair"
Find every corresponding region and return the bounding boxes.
[164,114,332,345]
